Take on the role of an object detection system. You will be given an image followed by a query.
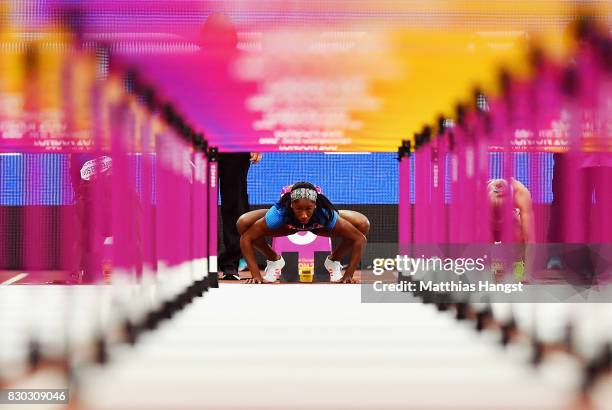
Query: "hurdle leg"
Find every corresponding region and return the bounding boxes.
[280,252,299,283]
[314,251,330,282]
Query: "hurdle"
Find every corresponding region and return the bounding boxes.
[272,233,332,282]
[396,18,612,396]
[0,21,219,390]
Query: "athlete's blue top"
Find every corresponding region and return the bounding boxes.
[265,202,338,231]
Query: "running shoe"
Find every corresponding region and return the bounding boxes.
[263,256,285,283]
[325,256,344,282]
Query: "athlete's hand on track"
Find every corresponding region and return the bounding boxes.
[243,276,278,284]
[337,274,359,284]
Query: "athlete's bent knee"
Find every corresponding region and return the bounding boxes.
[358,219,370,236]
[236,215,249,235]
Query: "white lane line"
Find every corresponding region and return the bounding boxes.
[1,273,29,285]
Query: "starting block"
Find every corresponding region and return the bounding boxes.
[272,232,332,283]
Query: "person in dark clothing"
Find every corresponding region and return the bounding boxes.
[218,152,261,279]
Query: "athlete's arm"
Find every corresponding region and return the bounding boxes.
[512,179,535,281]
[330,217,367,283]
[239,218,268,283]
[512,180,535,243]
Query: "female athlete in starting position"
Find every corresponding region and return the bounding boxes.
[237,182,370,284]
[487,178,535,244]
[488,178,535,281]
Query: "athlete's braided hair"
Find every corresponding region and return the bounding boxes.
[279,182,338,226]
